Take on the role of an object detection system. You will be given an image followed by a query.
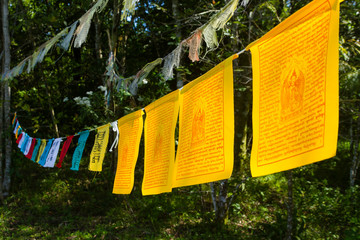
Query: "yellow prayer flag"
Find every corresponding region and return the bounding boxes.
[36,139,47,163]
[113,110,144,194]
[89,124,110,172]
[173,55,235,188]
[15,125,20,139]
[12,113,16,125]
[247,0,340,177]
[142,90,180,195]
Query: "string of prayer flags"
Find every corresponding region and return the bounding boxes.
[142,90,180,195]
[89,124,110,172]
[56,135,74,168]
[113,110,144,194]
[173,55,236,188]
[31,139,42,162]
[44,138,63,168]
[3,0,109,81]
[36,139,47,163]
[71,130,90,171]
[39,139,54,166]
[247,0,340,177]
[11,120,40,161]
[102,0,241,95]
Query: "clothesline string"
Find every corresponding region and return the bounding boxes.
[236,48,246,56]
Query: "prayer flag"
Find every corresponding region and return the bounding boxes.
[12,119,18,131]
[20,134,30,153]
[16,132,24,145]
[12,113,16,125]
[25,138,37,159]
[18,132,26,148]
[89,124,110,172]
[16,127,22,139]
[246,0,340,177]
[44,138,62,168]
[71,130,90,171]
[31,139,42,162]
[39,139,54,166]
[173,55,235,188]
[13,120,19,134]
[56,135,74,168]
[23,137,33,155]
[36,139,47,163]
[113,110,144,195]
[186,30,202,62]
[142,90,180,195]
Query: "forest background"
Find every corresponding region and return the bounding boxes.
[0,0,359,239]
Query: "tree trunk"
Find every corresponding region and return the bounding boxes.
[172,0,183,88]
[111,0,120,57]
[350,111,360,187]
[349,116,354,185]
[0,81,3,201]
[248,11,253,44]
[44,78,60,138]
[237,88,250,177]
[109,0,121,173]
[208,4,249,225]
[94,14,103,60]
[210,179,230,227]
[1,0,11,197]
[285,170,294,240]
[216,179,229,225]
[210,182,218,214]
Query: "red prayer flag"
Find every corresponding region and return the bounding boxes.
[25,138,37,159]
[16,133,23,144]
[56,135,74,168]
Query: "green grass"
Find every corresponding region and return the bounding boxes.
[1,154,359,239]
